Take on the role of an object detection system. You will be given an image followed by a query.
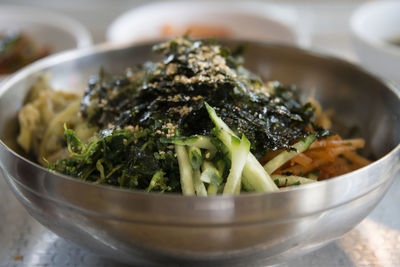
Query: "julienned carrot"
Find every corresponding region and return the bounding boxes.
[310,138,365,149]
[342,151,371,167]
[290,153,312,168]
[275,136,367,178]
[318,157,357,179]
[306,146,355,161]
[276,158,328,176]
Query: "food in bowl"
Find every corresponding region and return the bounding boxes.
[16,37,370,195]
[161,24,231,38]
[0,31,50,74]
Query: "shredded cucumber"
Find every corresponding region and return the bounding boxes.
[200,161,222,195]
[193,169,207,196]
[205,103,279,193]
[161,135,216,151]
[223,134,250,195]
[207,184,219,195]
[175,144,195,195]
[216,159,226,176]
[271,174,316,187]
[307,171,319,181]
[188,146,203,170]
[263,134,316,174]
[200,161,223,186]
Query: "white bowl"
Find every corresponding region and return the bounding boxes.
[350,1,400,83]
[106,1,299,45]
[0,5,92,81]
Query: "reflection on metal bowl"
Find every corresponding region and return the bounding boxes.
[0,40,399,266]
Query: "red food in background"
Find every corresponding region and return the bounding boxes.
[0,31,50,74]
[161,24,231,38]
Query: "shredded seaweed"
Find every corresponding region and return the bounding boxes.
[50,37,327,192]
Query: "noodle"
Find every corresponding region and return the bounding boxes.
[17,76,95,164]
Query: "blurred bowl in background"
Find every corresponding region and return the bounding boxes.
[0,5,92,81]
[350,0,400,83]
[106,1,299,45]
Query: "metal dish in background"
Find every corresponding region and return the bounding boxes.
[0,5,93,82]
[350,0,400,84]
[106,2,299,45]
[0,40,399,266]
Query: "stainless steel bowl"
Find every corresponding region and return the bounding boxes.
[1,41,400,267]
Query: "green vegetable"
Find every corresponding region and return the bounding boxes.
[193,169,207,196]
[188,146,203,170]
[50,126,179,192]
[242,177,255,192]
[81,37,321,158]
[272,174,316,187]
[263,134,316,174]
[241,155,279,193]
[223,134,250,195]
[48,37,328,194]
[207,184,219,195]
[145,170,171,192]
[175,144,195,195]
[200,161,223,186]
[307,171,319,180]
[205,103,279,193]
[216,160,226,177]
[161,135,216,152]
[200,161,223,195]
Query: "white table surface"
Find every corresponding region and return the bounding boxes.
[0,1,399,266]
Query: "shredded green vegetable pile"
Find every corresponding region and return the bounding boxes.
[49,37,326,195]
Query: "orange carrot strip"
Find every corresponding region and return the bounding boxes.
[290,153,312,168]
[318,157,356,179]
[276,158,328,176]
[342,151,371,167]
[277,146,356,176]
